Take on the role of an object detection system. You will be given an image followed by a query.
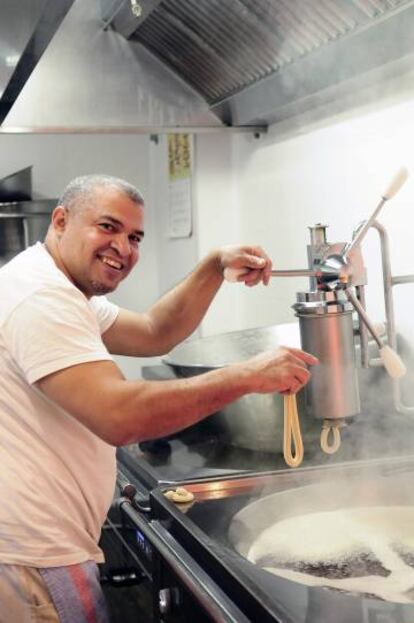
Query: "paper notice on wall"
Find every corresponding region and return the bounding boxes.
[168,133,193,238]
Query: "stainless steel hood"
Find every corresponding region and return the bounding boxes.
[0,0,75,125]
[2,0,414,132]
[0,168,55,262]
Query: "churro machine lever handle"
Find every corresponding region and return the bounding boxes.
[344,168,408,259]
[223,267,316,281]
[345,289,406,379]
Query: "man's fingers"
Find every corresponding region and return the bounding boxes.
[280,374,307,395]
[243,270,263,287]
[289,367,310,386]
[223,246,273,288]
[239,249,272,274]
[283,370,310,395]
[283,347,319,366]
[263,264,272,286]
[242,254,267,270]
[247,248,273,286]
[297,368,310,384]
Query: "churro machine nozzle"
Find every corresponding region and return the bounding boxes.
[225,167,413,453]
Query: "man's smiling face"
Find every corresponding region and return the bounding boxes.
[54,186,144,297]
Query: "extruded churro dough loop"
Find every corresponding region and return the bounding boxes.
[320,422,341,454]
[283,394,304,468]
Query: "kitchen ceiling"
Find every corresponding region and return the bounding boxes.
[3,0,414,131]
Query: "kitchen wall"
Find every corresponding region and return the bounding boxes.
[149,131,247,338]
[188,100,414,351]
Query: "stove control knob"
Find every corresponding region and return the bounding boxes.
[159,588,171,615]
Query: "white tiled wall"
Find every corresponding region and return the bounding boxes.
[192,101,414,348]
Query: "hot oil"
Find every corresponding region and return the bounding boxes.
[248,506,414,603]
[256,551,389,579]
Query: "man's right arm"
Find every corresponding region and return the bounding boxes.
[36,347,318,446]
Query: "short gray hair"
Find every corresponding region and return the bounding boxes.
[58,174,144,211]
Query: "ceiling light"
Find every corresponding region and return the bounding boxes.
[5,55,19,68]
[131,0,142,18]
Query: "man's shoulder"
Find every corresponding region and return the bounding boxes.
[0,244,80,322]
[1,243,55,283]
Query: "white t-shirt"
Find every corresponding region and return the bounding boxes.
[0,243,120,566]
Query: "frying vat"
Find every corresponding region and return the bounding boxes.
[228,470,414,603]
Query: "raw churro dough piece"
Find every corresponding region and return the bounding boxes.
[164,487,195,503]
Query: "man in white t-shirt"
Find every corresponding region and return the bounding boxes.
[0,174,317,621]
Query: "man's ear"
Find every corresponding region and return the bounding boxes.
[51,206,68,235]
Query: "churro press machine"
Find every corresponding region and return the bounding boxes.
[225,168,414,452]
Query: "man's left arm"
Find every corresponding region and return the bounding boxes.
[102,245,272,357]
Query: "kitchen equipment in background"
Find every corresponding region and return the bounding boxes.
[0,166,32,201]
[0,167,55,262]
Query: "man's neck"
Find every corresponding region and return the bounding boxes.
[43,237,79,292]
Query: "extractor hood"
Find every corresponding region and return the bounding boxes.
[0,0,75,125]
[0,167,55,261]
[2,0,414,132]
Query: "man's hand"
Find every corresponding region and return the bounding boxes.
[241,347,319,395]
[219,245,273,286]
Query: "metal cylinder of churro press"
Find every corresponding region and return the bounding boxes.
[293,291,360,421]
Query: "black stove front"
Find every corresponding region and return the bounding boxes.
[106,465,251,622]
